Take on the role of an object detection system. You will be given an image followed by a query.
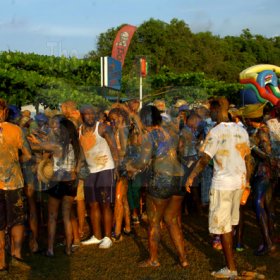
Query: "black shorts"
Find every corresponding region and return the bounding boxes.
[0,189,26,231]
[46,180,77,200]
[84,169,115,204]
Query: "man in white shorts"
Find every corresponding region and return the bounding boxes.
[185,97,251,279]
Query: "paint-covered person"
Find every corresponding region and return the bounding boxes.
[60,100,87,245]
[108,106,131,241]
[0,99,31,272]
[79,105,119,249]
[178,111,202,217]
[28,115,82,256]
[243,103,277,255]
[126,105,188,268]
[185,97,251,279]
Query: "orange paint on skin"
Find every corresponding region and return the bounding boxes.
[235,142,250,159]
[80,133,96,152]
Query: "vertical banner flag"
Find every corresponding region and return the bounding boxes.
[140,58,147,77]
[111,24,137,66]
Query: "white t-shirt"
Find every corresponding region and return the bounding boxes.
[202,122,250,190]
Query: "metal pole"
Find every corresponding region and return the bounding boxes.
[139,58,143,109]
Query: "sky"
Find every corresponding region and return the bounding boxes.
[1,0,279,58]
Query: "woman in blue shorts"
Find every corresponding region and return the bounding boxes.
[126,105,188,268]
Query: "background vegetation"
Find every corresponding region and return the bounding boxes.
[1,18,280,109]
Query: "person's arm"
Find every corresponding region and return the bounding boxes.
[245,154,252,187]
[185,152,211,193]
[20,133,32,162]
[27,133,62,156]
[118,126,129,157]
[100,123,120,171]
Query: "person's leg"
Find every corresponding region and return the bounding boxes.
[102,202,113,238]
[131,175,142,221]
[62,196,74,255]
[76,180,86,239]
[221,231,236,271]
[24,184,38,252]
[70,204,80,245]
[0,231,5,269]
[47,196,60,255]
[77,200,86,238]
[235,204,245,250]
[209,189,237,274]
[265,182,276,241]
[163,195,188,267]
[113,178,126,237]
[10,224,25,259]
[122,180,131,232]
[144,194,168,265]
[253,178,274,253]
[90,202,102,239]
[8,189,27,260]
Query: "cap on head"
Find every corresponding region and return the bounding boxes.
[35,113,48,123]
[174,99,187,108]
[178,104,189,112]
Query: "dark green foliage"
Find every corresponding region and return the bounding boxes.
[1,18,280,108]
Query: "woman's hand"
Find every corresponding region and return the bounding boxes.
[185,177,194,193]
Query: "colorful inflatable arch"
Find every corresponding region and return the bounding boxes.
[239,64,280,105]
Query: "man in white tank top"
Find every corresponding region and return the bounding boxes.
[79,105,119,249]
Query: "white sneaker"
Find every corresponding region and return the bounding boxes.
[81,235,102,245]
[211,267,238,278]
[99,237,112,249]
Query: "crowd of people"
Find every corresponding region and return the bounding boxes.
[0,96,279,278]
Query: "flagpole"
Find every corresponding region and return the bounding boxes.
[139,60,143,109]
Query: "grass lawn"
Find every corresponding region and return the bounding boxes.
[1,195,280,280]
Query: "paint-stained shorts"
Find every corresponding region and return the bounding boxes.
[0,188,26,231]
[84,169,115,204]
[209,188,243,235]
[147,173,178,199]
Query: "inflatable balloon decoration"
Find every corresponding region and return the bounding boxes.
[240,64,280,105]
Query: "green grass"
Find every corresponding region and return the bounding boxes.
[1,196,280,280]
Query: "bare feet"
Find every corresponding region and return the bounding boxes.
[138,259,160,267]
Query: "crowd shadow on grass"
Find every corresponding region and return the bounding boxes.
[131,220,150,263]
[180,195,280,277]
[132,216,192,267]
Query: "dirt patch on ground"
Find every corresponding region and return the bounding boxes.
[1,195,280,280]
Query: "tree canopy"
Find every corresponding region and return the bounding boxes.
[1,18,280,108]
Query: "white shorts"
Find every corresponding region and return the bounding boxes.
[209,188,243,235]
